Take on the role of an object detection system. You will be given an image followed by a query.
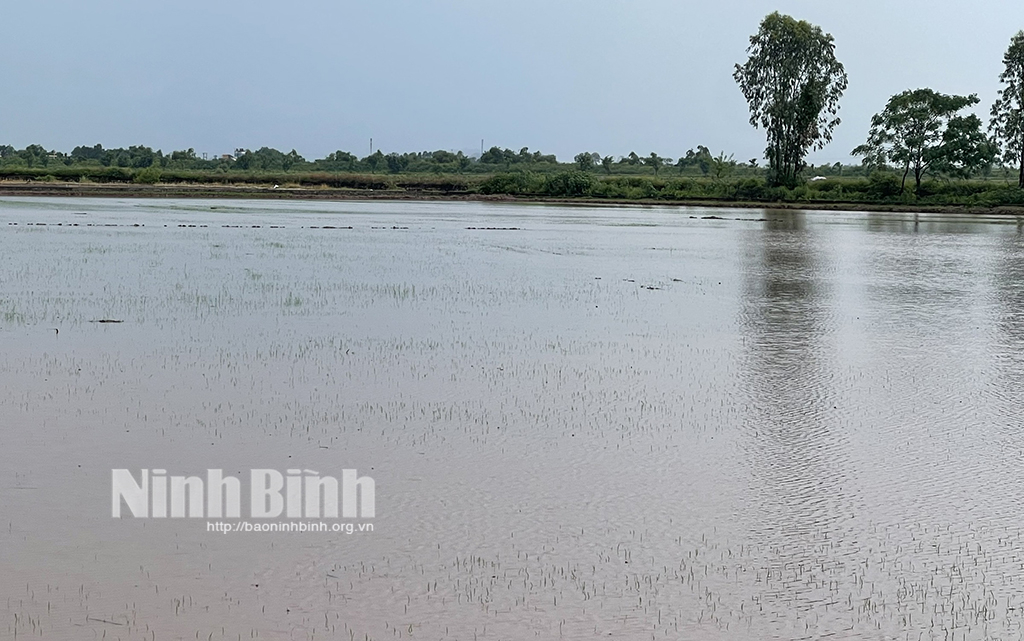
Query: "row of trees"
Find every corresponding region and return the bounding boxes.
[0,144,484,174]
[734,14,1024,191]
[853,33,1024,193]
[0,143,732,176]
[853,91,994,194]
[571,148,737,178]
[0,142,755,178]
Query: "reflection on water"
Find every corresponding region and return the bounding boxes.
[3,198,1024,640]
[740,210,847,537]
[734,211,860,637]
[993,231,1024,362]
[989,231,1024,455]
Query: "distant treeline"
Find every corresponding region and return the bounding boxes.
[0,142,870,179]
[4,142,1024,208]
[2,164,1023,209]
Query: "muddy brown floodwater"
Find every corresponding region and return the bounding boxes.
[3,197,1024,640]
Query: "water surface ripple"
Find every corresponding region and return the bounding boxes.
[2,199,1024,640]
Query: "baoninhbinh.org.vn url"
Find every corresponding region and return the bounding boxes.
[207,521,374,534]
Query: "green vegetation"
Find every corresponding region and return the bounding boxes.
[476,172,1024,207]
[0,141,766,187]
[734,12,847,188]
[853,90,994,194]
[1,142,1022,209]
[990,31,1024,188]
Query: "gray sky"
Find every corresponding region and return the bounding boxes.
[3,0,1021,164]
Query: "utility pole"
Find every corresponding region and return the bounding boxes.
[480,139,484,156]
[370,138,373,155]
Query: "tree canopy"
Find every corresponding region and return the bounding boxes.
[644,153,667,176]
[574,152,595,172]
[734,12,847,188]
[676,146,712,175]
[990,30,1024,188]
[853,89,994,194]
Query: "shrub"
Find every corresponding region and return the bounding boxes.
[543,171,593,197]
[479,171,542,195]
[133,167,161,184]
[867,171,903,199]
[730,177,769,200]
[591,176,658,199]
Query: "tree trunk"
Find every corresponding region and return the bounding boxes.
[900,162,910,194]
[914,164,923,195]
[1018,150,1023,189]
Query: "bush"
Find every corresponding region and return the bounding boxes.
[133,167,161,184]
[591,176,658,199]
[976,186,1024,206]
[543,171,593,197]
[730,177,769,200]
[867,171,903,199]
[98,167,134,182]
[805,178,845,196]
[479,171,542,195]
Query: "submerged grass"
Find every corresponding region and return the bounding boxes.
[3,199,1024,640]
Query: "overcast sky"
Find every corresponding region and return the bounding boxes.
[3,1,1021,164]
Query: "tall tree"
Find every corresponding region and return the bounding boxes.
[363,150,384,173]
[695,146,712,176]
[734,12,847,188]
[853,89,993,194]
[574,152,595,172]
[644,152,666,176]
[385,152,409,174]
[990,30,1024,188]
[676,146,713,175]
[710,152,735,181]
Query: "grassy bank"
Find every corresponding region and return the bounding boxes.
[2,167,1024,213]
[474,171,1024,209]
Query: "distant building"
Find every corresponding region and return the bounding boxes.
[221,154,235,162]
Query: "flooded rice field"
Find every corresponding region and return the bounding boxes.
[3,197,1024,640]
